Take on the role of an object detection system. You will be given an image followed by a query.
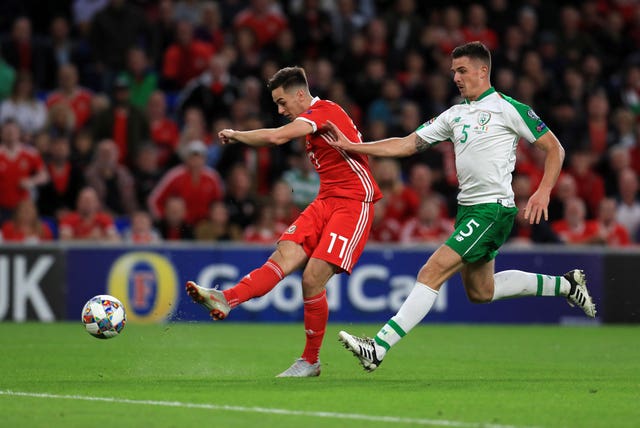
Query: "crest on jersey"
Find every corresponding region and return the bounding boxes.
[477,111,491,126]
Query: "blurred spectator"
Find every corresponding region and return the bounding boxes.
[567,150,605,217]
[173,0,202,26]
[162,20,215,89]
[0,48,16,101]
[132,143,162,210]
[399,196,454,244]
[585,90,613,156]
[44,103,76,138]
[91,76,150,166]
[508,196,561,245]
[328,0,368,48]
[155,195,194,240]
[367,78,406,132]
[149,0,177,71]
[462,3,498,50]
[46,64,93,131]
[289,0,333,59]
[282,149,320,210]
[610,108,637,149]
[84,139,138,216]
[71,129,95,172]
[146,90,179,169]
[620,65,640,116]
[384,0,423,60]
[89,0,150,86]
[0,72,47,139]
[615,168,640,241]
[195,1,226,52]
[118,47,158,110]
[73,0,109,36]
[594,197,631,247]
[0,119,48,221]
[58,186,120,241]
[234,0,289,49]
[557,5,597,65]
[243,201,286,244]
[0,199,53,243]
[368,197,401,243]
[194,200,239,241]
[600,145,631,196]
[224,163,258,231]
[48,16,87,70]
[0,16,56,90]
[396,51,427,106]
[229,26,263,79]
[37,134,85,219]
[548,173,578,223]
[271,180,301,228]
[148,139,224,225]
[493,26,525,71]
[178,54,240,124]
[123,210,161,244]
[372,158,419,224]
[363,18,388,59]
[437,6,466,54]
[178,106,212,151]
[551,197,599,245]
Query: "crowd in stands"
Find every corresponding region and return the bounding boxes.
[1,0,640,248]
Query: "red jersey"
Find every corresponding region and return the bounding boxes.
[148,165,224,225]
[59,212,116,239]
[296,98,381,203]
[400,218,454,244]
[1,220,53,242]
[150,118,179,166]
[46,88,93,130]
[598,223,631,247]
[0,145,45,209]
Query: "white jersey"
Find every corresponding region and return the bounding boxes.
[415,87,549,206]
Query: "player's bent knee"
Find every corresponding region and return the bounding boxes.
[466,287,493,304]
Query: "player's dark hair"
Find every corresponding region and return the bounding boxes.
[267,66,309,92]
[452,41,491,70]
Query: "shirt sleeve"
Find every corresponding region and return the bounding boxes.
[414,112,452,145]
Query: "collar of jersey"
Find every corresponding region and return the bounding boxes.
[463,87,495,104]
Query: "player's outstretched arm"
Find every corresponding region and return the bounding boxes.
[219,120,314,147]
[324,121,421,158]
[524,131,565,224]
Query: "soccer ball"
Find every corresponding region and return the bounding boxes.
[81,295,127,339]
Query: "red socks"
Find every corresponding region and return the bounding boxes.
[223,259,284,308]
[301,290,328,365]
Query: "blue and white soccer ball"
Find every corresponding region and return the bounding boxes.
[81,295,127,339]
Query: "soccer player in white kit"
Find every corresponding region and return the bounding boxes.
[325,41,597,372]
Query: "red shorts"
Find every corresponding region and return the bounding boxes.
[279,197,374,273]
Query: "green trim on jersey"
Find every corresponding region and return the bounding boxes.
[463,87,496,104]
[498,92,550,140]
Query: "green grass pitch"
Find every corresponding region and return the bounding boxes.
[1,322,639,428]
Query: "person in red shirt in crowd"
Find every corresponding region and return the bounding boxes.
[123,210,161,244]
[58,186,120,241]
[148,139,224,225]
[91,76,150,167]
[271,180,301,228]
[162,20,214,89]
[368,197,401,243]
[566,150,605,217]
[154,195,194,240]
[399,196,454,244]
[551,197,600,244]
[462,3,498,50]
[1,199,53,243]
[594,197,631,247]
[46,64,93,131]
[37,134,86,219]
[234,0,288,48]
[185,66,381,378]
[373,158,419,224]
[0,119,48,221]
[243,201,287,244]
[146,90,179,169]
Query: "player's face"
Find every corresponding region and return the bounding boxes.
[451,56,489,101]
[272,86,304,120]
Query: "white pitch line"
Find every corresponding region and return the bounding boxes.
[0,390,538,428]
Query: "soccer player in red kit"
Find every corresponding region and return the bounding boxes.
[186,66,381,377]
